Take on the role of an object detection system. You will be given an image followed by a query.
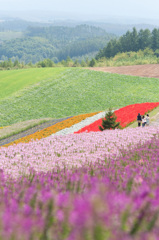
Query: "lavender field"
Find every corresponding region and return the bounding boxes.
[0,127,159,239]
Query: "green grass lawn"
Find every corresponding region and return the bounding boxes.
[0,67,159,126]
[0,68,66,100]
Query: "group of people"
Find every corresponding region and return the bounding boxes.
[137,113,150,127]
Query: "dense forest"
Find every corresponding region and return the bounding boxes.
[0,24,114,63]
[96,27,159,59]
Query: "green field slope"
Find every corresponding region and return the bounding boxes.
[0,68,65,100]
[0,68,159,126]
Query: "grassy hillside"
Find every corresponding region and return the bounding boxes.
[0,68,159,126]
[0,68,65,100]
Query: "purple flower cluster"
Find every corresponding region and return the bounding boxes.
[0,128,159,239]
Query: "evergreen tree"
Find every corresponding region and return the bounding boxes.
[89,58,96,67]
[138,29,151,50]
[123,30,132,52]
[105,41,114,58]
[99,109,120,131]
[131,27,138,51]
[151,28,159,51]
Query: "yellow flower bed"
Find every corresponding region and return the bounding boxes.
[0,126,9,129]
[3,112,100,147]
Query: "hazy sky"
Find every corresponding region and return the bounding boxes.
[0,0,159,20]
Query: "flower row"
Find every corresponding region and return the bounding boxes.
[75,102,159,133]
[3,102,159,146]
[3,111,100,147]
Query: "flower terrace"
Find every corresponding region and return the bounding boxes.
[0,102,159,239]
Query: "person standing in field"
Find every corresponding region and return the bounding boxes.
[146,114,150,126]
[142,115,146,127]
[137,113,142,127]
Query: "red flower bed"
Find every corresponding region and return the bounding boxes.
[74,102,159,133]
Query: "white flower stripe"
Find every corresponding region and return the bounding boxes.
[51,111,108,136]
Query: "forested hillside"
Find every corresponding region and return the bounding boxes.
[96,27,159,59]
[1,18,159,65]
[0,24,114,63]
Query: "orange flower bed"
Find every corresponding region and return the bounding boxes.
[3,112,100,147]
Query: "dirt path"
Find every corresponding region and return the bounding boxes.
[150,113,159,127]
[0,116,72,147]
[88,64,159,78]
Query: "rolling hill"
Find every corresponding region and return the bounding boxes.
[0,67,159,127]
[0,24,114,63]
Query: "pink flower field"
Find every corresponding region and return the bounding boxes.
[0,127,158,178]
[0,125,159,239]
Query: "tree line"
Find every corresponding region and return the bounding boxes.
[1,47,159,70]
[96,27,159,59]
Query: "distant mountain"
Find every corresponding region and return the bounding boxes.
[0,24,115,63]
[0,19,52,32]
[0,18,158,35]
[26,24,109,40]
[84,22,159,36]
[51,20,159,36]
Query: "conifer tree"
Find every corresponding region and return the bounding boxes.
[99,109,120,131]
